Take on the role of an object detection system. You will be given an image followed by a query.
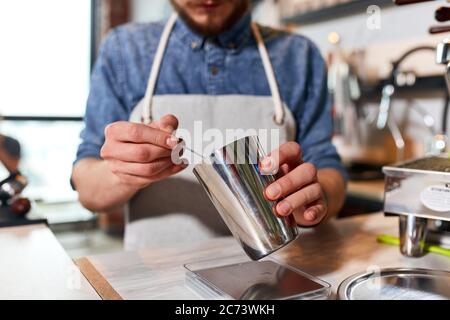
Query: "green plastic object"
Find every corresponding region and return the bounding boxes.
[377,234,450,258]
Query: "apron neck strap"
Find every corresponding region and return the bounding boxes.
[142,13,178,124]
[250,22,284,125]
[142,13,285,125]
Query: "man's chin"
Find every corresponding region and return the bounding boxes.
[189,20,226,37]
[171,0,250,37]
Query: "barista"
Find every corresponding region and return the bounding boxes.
[72,0,347,249]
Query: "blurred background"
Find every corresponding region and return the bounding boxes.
[0,0,448,257]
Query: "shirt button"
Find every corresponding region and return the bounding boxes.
[191,41,199,49]
[211,67,219,76]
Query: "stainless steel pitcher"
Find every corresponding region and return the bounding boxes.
[193,136,299,260]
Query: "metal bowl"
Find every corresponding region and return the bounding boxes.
[338,268,450,300]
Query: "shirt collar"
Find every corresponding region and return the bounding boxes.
[216,12,252,49]
[172,12,252,52]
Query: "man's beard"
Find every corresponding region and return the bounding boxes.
[170,0,250,37]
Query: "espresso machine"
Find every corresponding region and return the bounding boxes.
[383,154,450,257]
[383,0,450,257]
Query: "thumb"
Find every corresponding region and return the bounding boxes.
[148,114,179,133]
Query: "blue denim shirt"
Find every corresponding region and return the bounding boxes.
[76,14,346,178]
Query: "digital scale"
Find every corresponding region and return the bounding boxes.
[184,254,331,300]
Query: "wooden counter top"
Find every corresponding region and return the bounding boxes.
[76,213,450,300]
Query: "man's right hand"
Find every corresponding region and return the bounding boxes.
[100,114,187,190]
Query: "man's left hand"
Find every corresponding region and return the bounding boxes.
[261,142,328,227]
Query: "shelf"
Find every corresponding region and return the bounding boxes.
[282,0,395,26]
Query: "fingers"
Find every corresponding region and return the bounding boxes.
[261,142,302,175]
[263,159,327,227]
[149,162,188,182]
[265,163,317,201]
[103,116,185,190]
[149,114,179,133]
[150,115,187,165]
[274,182,322,216]
[101,141,173,163]
[293,199,328,227]
[116,162,187,188]
[115,173,156,189]
[105,121,178,149]
[157,114,179,133]
[107,158,174,177]
[115,163,186,189]
[102,115,181,163]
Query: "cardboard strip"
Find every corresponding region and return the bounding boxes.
[75,257,123,300]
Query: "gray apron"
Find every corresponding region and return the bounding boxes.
[125,13,297,250]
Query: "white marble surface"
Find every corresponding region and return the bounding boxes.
[0,224,100,300]
[83,213,450,300]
